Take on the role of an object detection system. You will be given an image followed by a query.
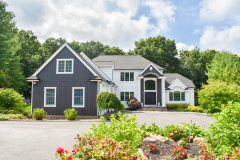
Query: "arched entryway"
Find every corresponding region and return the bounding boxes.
[144,78,157,105]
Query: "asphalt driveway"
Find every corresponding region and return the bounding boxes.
[0,111,215,160]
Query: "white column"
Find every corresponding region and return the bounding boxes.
[137,78,141,102]
[161,78,166,107]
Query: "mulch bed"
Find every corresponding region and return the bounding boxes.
[142,140,200,160]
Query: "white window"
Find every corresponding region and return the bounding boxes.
[72,87,85,107]
[56,59,74,74]
[120,72,134,81]
[120,92,134,101]
[169,91,185,101]
[44,87,56,107]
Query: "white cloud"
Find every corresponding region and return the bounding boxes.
[143,0,177,34]
[193,29,200,34]
[200,25,240,55]
[176,42,195,52]
[200,0,240,22]
[5,0,176,50]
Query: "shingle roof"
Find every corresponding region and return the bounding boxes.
[164,73,195,88]
[92,55,163,70]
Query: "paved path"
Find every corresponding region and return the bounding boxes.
[0,112,215,160]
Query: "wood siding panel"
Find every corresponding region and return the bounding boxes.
[157,79,162,106]
[32,47,98,115]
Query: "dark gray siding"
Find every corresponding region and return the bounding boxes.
[32,47,98,115]
[157,79,162,106]
[142,65,162,77]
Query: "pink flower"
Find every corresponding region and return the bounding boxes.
[178,128,183,131]
[56,147,64,154]
[64,150,68,153]
[170,132,174,136]
[68,156,73,159]
[72,148,76,152]
[143,152,148,157]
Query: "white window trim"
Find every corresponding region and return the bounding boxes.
[120,72,134,82]
[169,91,185,102]
[120,91,134,102]
[56,59,74,74]
[44,87,57,107]
[72,87,85,108]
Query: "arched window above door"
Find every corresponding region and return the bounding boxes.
[145,80,156,90]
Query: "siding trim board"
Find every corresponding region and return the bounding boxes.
[72,87,85,108]
[44,87,57,107]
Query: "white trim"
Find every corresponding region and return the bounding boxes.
[32,43,98,77]
[56,59,74,74]
[120,71,134,82]
[140,63,163,75]
[72,87,85,108]
[161,78,166,107]
[44,87,57,107]
[168,78,187,89]
[27,80,39,82]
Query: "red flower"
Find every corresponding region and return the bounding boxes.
[143,152,148,157]
[68,156,73,159]
[56,147,64,154]
[64,150,68,153]
[72,148,76,152]
[75,148,79,152]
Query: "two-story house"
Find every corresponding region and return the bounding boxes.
[27,43,195,115]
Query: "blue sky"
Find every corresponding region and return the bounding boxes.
[4,0,240,55]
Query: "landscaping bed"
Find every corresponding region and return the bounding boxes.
[142,139,200,160]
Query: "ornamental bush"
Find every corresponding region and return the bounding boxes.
[64,108,78,120]
[187,106,203,113]
[32,108,47,120]
[198,79,240,113]
[0,88,23,109]
[90,112,142,151]
[166,104,188,109]
[96,92,124,119]
[206,102,240,156]
[127,98,141,110]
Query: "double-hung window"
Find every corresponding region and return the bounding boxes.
[56,59,73,74]
[72,87,85,107]
[44,87,56,107]
[169,91,185,101]
[120,72,134,81]
[120,92,134,101]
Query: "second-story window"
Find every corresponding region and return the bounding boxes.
[120,72,134,81]
[57,59,73,74]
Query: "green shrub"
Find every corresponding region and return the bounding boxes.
[178,140,187,147]
[0,113,26,121]
[32,108,47,120]
[187,106,203,113]
[177,106,187,112]
[0,88,24,109]
[162,124,187,141]
[97,92,124,119]
[206,102,240,156]
[179,120,205,139]
[166,104,188,109]
[63,108,78,120]
[140,122,163,137]
[90,112,142,152]
[198,79,240,113]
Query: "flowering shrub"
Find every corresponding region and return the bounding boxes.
[163,124,187,141]
[171,146,187,159]
[179,120,205,139]
[162,137,170,143]
[178,140,187,148]
[198,141,216,160]
[139,141,143,147]
[55,134,143,160]
[143,152,148,157]
[147,143,158,153]
[90,112,142,151]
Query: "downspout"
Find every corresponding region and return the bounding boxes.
[97,80,103,116]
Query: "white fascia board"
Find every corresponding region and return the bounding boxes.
[140,63,163,75]
[32,43,97,77]
[168,78,187,89]
[80,52,112,81]
[27,80,39,82]
[158,77,166,79]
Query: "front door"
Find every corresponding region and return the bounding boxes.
[145,92,156,105]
